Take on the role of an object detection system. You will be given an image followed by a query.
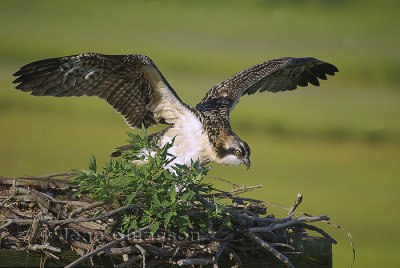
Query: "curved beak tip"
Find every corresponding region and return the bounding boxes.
[243,158,251,170]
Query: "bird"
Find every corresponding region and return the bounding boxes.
[13,53,338,169]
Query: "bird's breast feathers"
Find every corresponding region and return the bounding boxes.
[159,109,215,168]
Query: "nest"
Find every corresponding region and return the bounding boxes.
[0,171,337,268]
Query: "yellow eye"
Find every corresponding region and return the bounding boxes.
[234,149,241,156]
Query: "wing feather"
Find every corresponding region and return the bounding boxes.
[13,52,191,128]
[196,57,338,115]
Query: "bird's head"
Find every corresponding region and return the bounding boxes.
[215,135,251,169]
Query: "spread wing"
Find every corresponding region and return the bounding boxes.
[13,53,191,128]
[195,57,338,115]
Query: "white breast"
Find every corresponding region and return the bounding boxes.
[159,109,213,169]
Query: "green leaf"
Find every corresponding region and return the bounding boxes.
[89,155,97,171]
[149,222,159,236]
[126,193,136,204]
[163,212,173,227]
[152,194,161,207]
[222,216,232,229]
[130,218,138,230]
[162,170,175,181]
[181,192,190,203]
[112,176,130,187]
[168,184,177,202]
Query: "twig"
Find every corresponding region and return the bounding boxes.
[249,215,329,233]
[196,193,216,211]
[206,176,240,187]
[242,230,295,268]
[109,246,139,255]
[213,235,234,267]
[28,212,42,246]
[67,223,114,242]
[28,243,62,253]
[176,258,213,266]
[0,170,79,181]
[269,243,295,251]
[235,212,294,224]
[136,244,147,267]
[287,193,303,216]
[65,225,150,268]
[43,250,60,260]
[70,201,106,218]
[50,204,143,225]
[226,247,242,268]
[270,215,329,231]
[0,170,79,188]
[14,187,61,214]
[0,203,143,227]
[296,223,337,244]
[56,200,91,206]
[0,191,16,208]
[228,184,263,195]
[116,255,142,268]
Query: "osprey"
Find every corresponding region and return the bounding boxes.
[13,53,338,169]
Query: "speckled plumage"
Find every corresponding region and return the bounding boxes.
[13,53,338,169]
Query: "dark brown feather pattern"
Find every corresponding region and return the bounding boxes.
[13,53,187,128]
[196,57,338,115]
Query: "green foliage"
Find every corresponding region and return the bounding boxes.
[72,127,230,236]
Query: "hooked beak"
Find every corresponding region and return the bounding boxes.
[243,158,251,170]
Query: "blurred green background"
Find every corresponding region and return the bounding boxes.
[1,0,399,267]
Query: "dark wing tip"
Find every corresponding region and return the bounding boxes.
[293,60,338,89]
[13,70,22,77]
[12,57,66,92]
[12,76,22,84]
[319,62,339,76]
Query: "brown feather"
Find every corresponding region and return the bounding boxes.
[13,53,192,129]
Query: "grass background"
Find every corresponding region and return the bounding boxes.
[1,0,399,267]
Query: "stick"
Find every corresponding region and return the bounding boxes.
[228,184,263,195]
[176,258,213,266]
[65,225,150,268]
[29,243,62,253]
[213,234,234,267]
[0,191,16,208]
[296,223,338,244]
[242,230,294,268]
[270,215,329,231]
[0,203,143,227]
[196,193,216,211]
[249,215,329,233]
[116,255,142,268]
[206,176,240,187]
[136,244,146,267]
[269,243,295,251]
[226,248,242,268]
[0,170,79,181]
[287,193,303,216]
[28,212,42,246]
[0,170,79,188]
[70,201,106,218]
[67,223,114,242]
[236,212,295,224]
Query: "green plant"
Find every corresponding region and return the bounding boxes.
[72,127,230,236]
